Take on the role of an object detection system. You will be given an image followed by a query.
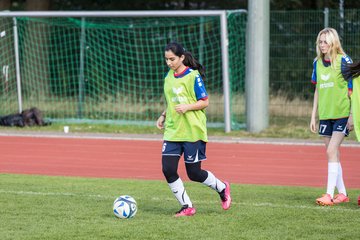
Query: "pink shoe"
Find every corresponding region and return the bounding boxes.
[220,181,232,210]
[316,194,333,206]
[333,193,349,204]
[174,205,196,217]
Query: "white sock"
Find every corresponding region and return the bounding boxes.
[336,162,347,196]
[202,171,226,193]
[168,178,192,207]
[326,162,339,198]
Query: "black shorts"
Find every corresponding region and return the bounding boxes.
[161,140,207,163]
[318,118,349,137]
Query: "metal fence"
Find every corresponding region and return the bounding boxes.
[269,9,360,124]
[1,9,359,130]
[0,11,246,132]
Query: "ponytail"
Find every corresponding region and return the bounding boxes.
[183,52,206,80]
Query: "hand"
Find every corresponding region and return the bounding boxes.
[347,115,354,131]
[156,115,165,129]
[310,117,317,133]
[175,104,189,114]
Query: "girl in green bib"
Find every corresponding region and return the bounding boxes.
[343,61,360,142]
[343,61,360,208]
[310,28,353,206]
[156,42,231,217]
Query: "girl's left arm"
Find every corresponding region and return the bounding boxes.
[347,103,354,131]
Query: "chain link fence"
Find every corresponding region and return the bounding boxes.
[269,9,360,125]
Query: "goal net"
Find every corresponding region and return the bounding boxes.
[0,11,246,130]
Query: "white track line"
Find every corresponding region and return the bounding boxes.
[1,190,358,212]
[0,131,359,147]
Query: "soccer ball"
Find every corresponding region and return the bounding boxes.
[113,195,137,219]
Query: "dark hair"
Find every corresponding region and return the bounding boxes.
[165,42,206,80]
[342,61,360,81]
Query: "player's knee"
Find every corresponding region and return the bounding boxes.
[162,155,179,183]
[187,172,202,182]
[162,164,175,179]
[326,147,338,159]
[186,168,207,183]
[162,168,178,183]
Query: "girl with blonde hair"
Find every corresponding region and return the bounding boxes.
[310,28,353,206]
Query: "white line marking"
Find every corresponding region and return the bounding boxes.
[0,132,359,147]
[1,190,357,212]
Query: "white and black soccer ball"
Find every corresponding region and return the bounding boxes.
[113,195,137,219]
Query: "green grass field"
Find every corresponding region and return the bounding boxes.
[1,174,359,240]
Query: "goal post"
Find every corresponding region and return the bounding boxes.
[0,10,246,132]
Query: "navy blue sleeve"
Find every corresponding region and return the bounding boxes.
[311,59,317,84]
[193,74,208,100]
[342,55,353,90]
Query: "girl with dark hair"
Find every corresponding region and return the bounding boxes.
[156,42,231,217]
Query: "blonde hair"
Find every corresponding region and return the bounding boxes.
[315,28,345,68]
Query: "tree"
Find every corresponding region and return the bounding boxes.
[25,0,50,10]
[0,0,11,10]
[3,0,360,11]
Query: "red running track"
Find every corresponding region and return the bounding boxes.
[1,136,359,188]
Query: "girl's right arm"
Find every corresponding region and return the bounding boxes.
[156,111,166,129]
[310,86,318,133]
